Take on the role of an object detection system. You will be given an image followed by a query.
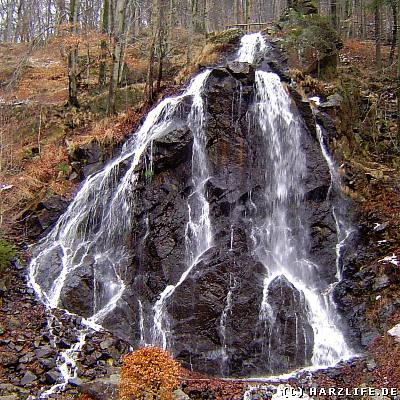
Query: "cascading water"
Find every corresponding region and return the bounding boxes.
[251,70,352,368]
[316,125,354,280]
[152,69,212,349]
[29,69,211,396]
[237,32,268,63]
[27,30,356,397]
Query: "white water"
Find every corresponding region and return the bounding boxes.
[316,125,354,280]
[29,69,211,396]
[219,275,237,376]
[252,69,352,368]
[28,32,355,397]
[152,69,212,349]
[237,32,268,63]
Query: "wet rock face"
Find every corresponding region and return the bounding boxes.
[31,56,343,377]
[266,276,314,372]
[102,61,339,377]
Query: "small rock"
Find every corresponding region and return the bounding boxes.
[374,222,389,232]
[35,346,53,359]
[69,377,83,387]
[361,331,380,347]
[45,370,60,384]
[19,352,34,363]
[69,171,79,181]
[319,93,343,108]
[99,339,114,350]
[373,275,390,292]
[173,388,190,400]
[20,371,37,386]
[38,357,56,369]
[388,323,400,343]
[366,358,377,371]
[79,375,119,400]
[0,383,19,394]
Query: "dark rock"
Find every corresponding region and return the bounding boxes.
[35,346,53,359]
[18,352,34,363]
[69,377,83,387]
[360,330,380,347]
[265,275,314,371]
[99,339,114,350]
[226,61,255,83]
[26,44,361,379]
[38,357,56,369]
[20,194,69,239]
[44,370,60,384]
[79,374,119,400]
[20,371,37,386]
[319,93,343,109]
[372,275,390,292]
[0,352,19,367]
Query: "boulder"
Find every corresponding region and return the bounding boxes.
[79,374,119,400]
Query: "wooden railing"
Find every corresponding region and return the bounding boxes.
[225,22,272,31]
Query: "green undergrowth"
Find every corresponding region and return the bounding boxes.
[0,236,16,276]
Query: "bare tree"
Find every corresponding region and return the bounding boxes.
[107,0,129,114]
[68,0,80,107]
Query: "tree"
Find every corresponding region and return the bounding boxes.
[374,0,382,70]
[107,0,129,115]
[389,0,397,65]
[330,0,338,29]
[397,0,400,149]
[67,0,80,107]
[98,0,110,88]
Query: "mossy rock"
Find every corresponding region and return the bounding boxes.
[279,11,342,77]
[288,0,318,14]
[207,29,243,45]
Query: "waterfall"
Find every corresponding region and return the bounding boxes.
[28,69,211,396]
[250,68,352,367]
[316,125,354,280]
[27,30,355,396]
[237,32,268,63]
[152,69,212,349]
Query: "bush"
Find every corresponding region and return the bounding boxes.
[120,347,181,400]
[0,237,16,276]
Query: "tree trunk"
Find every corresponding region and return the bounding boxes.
[186,0,195,64]
[330,0,338,30]
[14,0,25,42]
[107,0,128,115]
[98,0,110,88]
[389,0,397,65]
[67,0,79,107]
[375,2,382,71]
[397,0,400,150]
[4,0,16,42]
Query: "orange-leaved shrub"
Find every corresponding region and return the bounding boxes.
[119,346,181,400]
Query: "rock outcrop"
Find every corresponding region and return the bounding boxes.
[27,41,355,379]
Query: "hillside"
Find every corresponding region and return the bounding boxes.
[0,18,399,400]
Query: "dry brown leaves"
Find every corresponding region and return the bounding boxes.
[119,347,181,400]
